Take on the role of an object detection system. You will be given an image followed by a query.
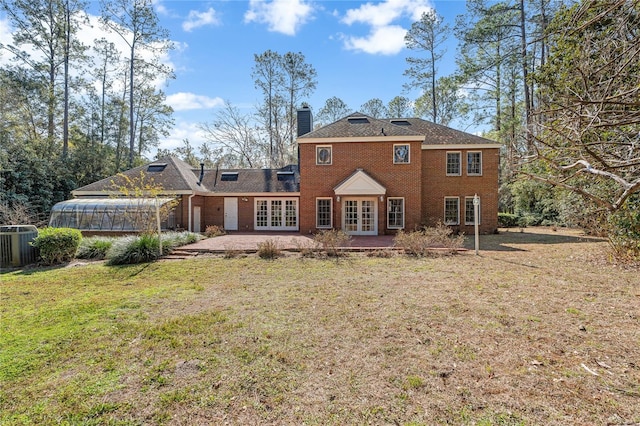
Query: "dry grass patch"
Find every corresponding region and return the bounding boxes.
[1,228,639,425]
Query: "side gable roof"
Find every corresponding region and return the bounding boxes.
[73,156,202,195]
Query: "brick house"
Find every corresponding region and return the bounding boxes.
[53,109,500,235]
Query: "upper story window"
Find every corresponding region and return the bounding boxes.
[467,151,482,175]
[393,144,410,164]
[316,146,332,165]
[446,152,461,176]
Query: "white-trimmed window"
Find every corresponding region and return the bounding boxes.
[444,197,460,225]
[465,196,481,225]
[255,198,298,231]
[387,197,405,229]
[316,198,332,228]
[393,144,410,164]
[316,145,332,165]
[446,152,461,176]
[467,151,482,175]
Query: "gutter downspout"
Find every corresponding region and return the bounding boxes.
[188,193,195,232]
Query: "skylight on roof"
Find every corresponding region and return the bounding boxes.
[220,172,238,182]
[348,117,369,124]
[147,163,167,172]
[277,171,295,181]
[391,120,411,126]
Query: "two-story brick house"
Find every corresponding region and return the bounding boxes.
[297,109,500,235]
[52,109,500,235]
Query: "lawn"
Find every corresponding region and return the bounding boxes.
[1,228,638,425]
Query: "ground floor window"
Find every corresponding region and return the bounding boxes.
[444,197,460,225]
[387,197,404,229]
[255,198,299,231]
[465,196,481,225]
[316,198,332,228]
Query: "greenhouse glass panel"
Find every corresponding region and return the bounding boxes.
[49,198,176,232]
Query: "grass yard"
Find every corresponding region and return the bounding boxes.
[1,228,639,425]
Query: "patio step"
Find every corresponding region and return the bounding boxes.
[162,249,199,260]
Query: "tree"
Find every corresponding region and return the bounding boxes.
[281,52,317,146]
[100,0,174,168]
[360,98,388,118]
[315,96,351,126]
[252,50,317,167]
[529,0,640,243]
[404,10,450,123]
[199,101,268,169]
[0,0,88,156]
[387,96,413,118]
[414,75,467,126]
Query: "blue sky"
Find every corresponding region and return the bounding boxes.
[1,0,470,154]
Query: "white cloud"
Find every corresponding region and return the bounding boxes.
[156,120,208,152]
[182,7,220,32]
[166,92,224,111]
[244,0,313,36]
[340,0,433,55]
[342,25,408,55]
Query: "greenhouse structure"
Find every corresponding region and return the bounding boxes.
[48,198,177,232]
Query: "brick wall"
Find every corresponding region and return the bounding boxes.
[421,148,499,234]
[299,140,423,234]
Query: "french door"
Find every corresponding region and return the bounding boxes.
[255,198,299,231]
[342,198,377,235]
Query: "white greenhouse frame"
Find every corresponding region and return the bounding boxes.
[49,198,176,232]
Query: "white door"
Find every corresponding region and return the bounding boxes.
[224,197,238,230]
[193,206,201,233]
[343,197,377,235]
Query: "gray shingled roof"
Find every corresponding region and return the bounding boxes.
[200,165,299,193]
[386,118,496,145]
[299,113,423,139]
[74,156,201,194]
[74,158,300,195]
[299,112,497,145]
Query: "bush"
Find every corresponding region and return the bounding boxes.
[394,223,465,256]
[205,225,225,237]
[31,227,82,265]
[607,198,640,262]
[313,229,351,257]
[76,236,114,260]
[161,231,202,252]
[291,237,320,258]
[106,234,160,265]
[257,238,281,259]
[498,213,519,227]
[517,214,543,227]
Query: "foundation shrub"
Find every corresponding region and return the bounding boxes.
[76,236,115,260]
[31,227,82,265]
[205,225,225,237]
[394,223,465,256]
[106,234,160,265]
